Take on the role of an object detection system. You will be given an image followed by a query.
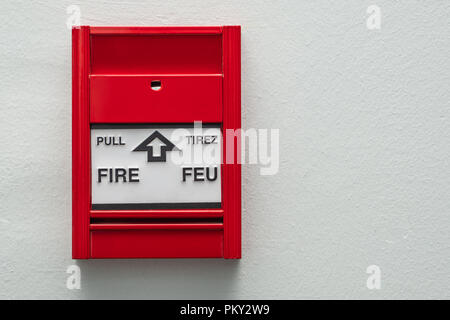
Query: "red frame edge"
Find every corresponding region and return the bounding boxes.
[72,26,90,259]
[72,26,241,259]
[223,26,242,259]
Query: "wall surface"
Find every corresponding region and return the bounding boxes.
[0,0,449,299]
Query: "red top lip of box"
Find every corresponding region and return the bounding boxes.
[77,26,230,34]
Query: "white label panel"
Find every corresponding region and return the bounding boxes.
[91,124,222,209]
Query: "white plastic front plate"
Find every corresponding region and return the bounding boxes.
[90,124,222,209]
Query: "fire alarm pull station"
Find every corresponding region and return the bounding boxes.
[72,26,241,259]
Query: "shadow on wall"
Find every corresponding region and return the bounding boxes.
[77,259,240,299]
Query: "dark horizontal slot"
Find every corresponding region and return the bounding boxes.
[91,123,221,129]
[92,203,222,210]
[91,217,223,224]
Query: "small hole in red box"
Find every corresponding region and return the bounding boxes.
[150,80,162,91]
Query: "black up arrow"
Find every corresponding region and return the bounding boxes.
[133,131,177,162]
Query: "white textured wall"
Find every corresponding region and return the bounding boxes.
[0,0,449,299]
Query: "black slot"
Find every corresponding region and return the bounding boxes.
[90,217,223,224]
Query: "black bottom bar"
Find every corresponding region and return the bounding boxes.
[0,300,433,317]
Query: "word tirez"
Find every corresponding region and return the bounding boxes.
[186,135,218,144]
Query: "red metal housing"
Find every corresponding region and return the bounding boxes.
[72,26,241,259]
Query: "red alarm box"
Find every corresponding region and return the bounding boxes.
[72,26,241,259]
